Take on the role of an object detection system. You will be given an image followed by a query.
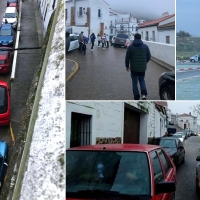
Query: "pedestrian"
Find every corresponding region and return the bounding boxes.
[180,54,184,63]
[106,34,109,48]
[97,33,101,47]
[78,31,84,53]
[82,40,87,55]
[90,32,96,51]
[124,39,130,49]
[101,33,106,49]
[125,33,151,100]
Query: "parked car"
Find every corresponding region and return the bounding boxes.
[9,3,19,11]
[111,35,116,46]
[0,24,15,47]
[66,144,176,200]
[181,132,187,140]
[0,140,8,191]
[2,7,18,29]
[0,47,13,73]
[66,32,70,53]
[190,53,200,63]
[68,34,79,52]
[0,81,10,126]
[7,0,18,6]
[149,137,185,167]
[113,33,129,47]
[159,71,175,100]
[191,131,198,136]
[172,132,185,142]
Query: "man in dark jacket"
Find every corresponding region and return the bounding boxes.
[90,32,96,51]
[78,31,84,53]
[125,33,151,100]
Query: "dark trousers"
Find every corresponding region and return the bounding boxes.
[91,42,94,49]
[102,42,105,48]
[130,71,147,100]
[78,42,83,52]
[106,41,109,47]
[98,40,101,46]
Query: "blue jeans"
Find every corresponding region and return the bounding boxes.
[130,71,147,100]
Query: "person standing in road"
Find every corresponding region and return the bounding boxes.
[78,31,84,53]
[101,33,106,49]
[106,34,109,48]
[97,33,101,47]
[125,33,151,100]
[90,32,96,51]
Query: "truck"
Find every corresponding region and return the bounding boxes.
[190,53,200,63]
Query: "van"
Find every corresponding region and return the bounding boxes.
[2,7,18,29]
[190,53,200,63]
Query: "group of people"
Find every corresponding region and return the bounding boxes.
[78,31,151,100]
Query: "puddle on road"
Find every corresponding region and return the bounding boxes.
[176,77,200,100]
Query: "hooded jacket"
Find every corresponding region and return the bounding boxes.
[125,39,151,72]
[90,33,96,42]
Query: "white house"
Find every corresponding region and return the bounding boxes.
[66,101,168,148]
[66,0,111,37]
[137,13,175,44]
[176,113,198,132]
[38,0,58,36]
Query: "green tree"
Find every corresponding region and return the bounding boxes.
[177,30,191,38]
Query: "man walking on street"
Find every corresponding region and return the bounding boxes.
[90,32,96,51]
[125,33,151,100]
[78,31,84,53]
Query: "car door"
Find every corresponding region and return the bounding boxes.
[73,35,79,49]
[177,140,184,162]
[69,35,75,51]
[150,150,175,200]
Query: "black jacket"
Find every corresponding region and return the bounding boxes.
[125,39,151,72]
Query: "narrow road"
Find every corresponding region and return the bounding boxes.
[177,69,200,80]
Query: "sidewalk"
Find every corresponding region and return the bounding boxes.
[66,59,76,79]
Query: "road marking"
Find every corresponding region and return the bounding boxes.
[66,59,79,82]
[10,123,15,146]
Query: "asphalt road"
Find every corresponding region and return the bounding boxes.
[177,69,200,80]
[66,45,170,100]
[176,136,200,200]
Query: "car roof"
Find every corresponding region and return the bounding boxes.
[9,3,17,6]
[153,137,177,140]
[67,144,160,152]
[1,24,12,30]
[0,81,8,88]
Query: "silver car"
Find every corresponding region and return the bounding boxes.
[113,33,129,47]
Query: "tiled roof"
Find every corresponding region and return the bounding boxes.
[138,14,175,28]
[158,21,175,28]
[178,113,192,117]
[155,101,168,107]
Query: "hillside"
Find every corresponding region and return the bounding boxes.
[176,37,200,59]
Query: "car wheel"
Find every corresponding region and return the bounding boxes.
[192,59,195,63]
[160,87,174,100]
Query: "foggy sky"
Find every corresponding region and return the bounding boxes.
[104,0,175,21]
[167,101,198,115]
[176,0,200,36]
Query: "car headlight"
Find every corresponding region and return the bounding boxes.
[9,40,13,43]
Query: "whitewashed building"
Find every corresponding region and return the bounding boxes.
[38,0,58,36]
[66,101,168,148]
[137,13,175,44]
[176,113,198,131]
[66,0,111,37]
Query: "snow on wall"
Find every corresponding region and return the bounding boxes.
[19,2,65,200]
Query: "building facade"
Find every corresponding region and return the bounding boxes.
[66,101,167,148]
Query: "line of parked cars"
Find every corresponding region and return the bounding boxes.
[0,0,18,191]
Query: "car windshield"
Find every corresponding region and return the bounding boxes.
[117,34,128,38]
[0,86,7,114]
[151,139,176,148]
[66,150,151,198]
[4,13,16,18]
[173,134,182,138]
[0,29,11,36]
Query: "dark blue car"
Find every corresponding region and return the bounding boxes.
[0,24,15,47]
[0,140,8,190]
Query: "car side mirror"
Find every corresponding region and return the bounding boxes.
[3,162,8,167]
[178,145,184,149]
[196,156,200,161]
[156,181,175,194]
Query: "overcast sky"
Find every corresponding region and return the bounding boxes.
[104,0,175,21]
[167,101,200,116]
[176,0,200,36]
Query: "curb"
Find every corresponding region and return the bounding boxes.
[66,59,79,82]
[176,67,200,71]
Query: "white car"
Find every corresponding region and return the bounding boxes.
[68,34,79,52]
[172,132,184,142]
[2,7,18,29]
[190,53,200,63]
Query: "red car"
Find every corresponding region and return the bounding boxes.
[8,3,19,11]
[66,144,176,200]
[0,81,10,126]
[0,47,13,73]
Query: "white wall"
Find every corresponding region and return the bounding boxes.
[144,40,175,67]
[66,101,124,148]
[138,26,158,42]
[158,29,175,44]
